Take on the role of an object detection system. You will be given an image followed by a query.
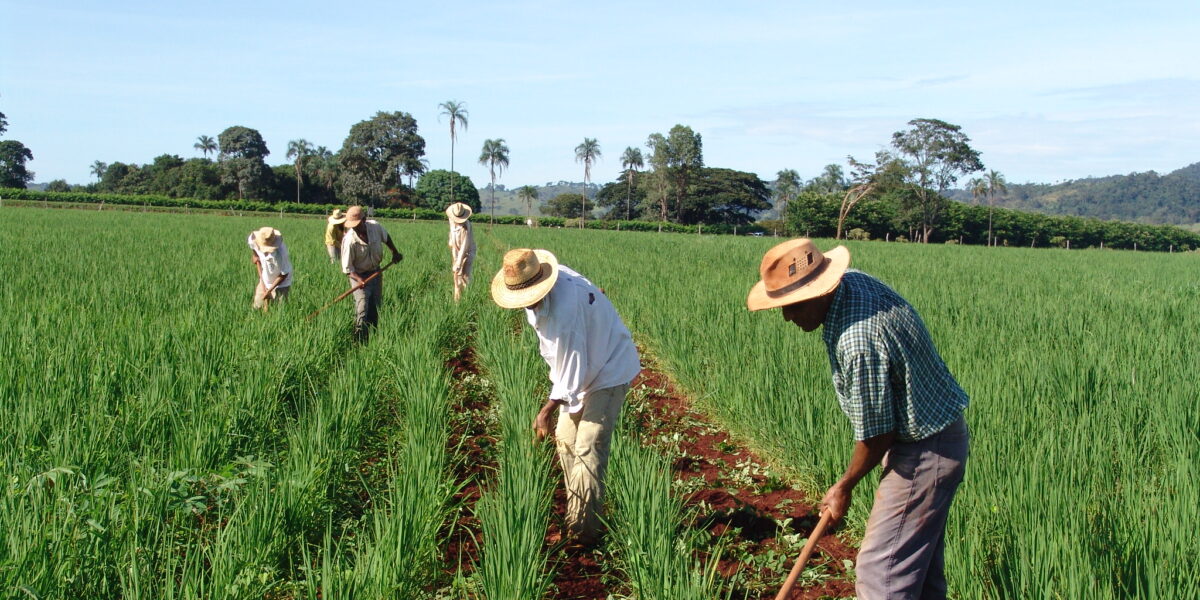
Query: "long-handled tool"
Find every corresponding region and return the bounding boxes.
[306,260,397,321]
[773,510,834,600]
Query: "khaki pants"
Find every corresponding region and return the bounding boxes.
[554,383,628,543]
[252,282,289,309]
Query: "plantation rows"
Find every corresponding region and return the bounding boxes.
[1,208,1196,598]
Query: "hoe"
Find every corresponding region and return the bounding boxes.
[774,510,833,600]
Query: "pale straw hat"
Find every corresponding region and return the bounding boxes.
[746,239,850,311]
[491,248,560,309]
[445,202,473,224]
[344,205,365,228]
[327,208,347,225]
[253,227,281,253]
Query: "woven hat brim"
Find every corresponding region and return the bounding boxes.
[254,229,280,253]
[446,204,473,223]
[491,249,559,309]
[328,215,347,225]
[746,245,850,311]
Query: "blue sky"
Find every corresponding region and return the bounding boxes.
[3,0,1199,189]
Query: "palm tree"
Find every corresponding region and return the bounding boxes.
[286,139,313,203]
[985,170,1008,247]
[518,185,539,222]
[438,100,468,204]
[574,138,601,228]
[90,161,108,181]
[620,147,643,220]
[194,135,217,159]
[478,138,510,224]
[774,169,801,222]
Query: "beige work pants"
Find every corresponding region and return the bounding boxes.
[252,282,289,309]
[554,383,628,543]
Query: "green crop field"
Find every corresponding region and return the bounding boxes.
[2,206,1196,599]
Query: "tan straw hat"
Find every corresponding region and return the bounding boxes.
[327,208,347,225]
[253,227,281,253]
[445,202,473,223]
[491,248,560,309]
[746,239,850,311]
[344,205,365,228]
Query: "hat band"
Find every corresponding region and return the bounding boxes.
[506,267,546,291]
[765,257,830,298]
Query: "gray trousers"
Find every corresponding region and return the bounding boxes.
[350,272,382,338]
[856,417,969,600]
[554,383,627,543]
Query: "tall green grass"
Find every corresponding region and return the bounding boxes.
[477,225,1200,599]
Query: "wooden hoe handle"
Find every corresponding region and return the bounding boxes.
[773,510,834,600]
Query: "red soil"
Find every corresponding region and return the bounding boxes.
[445,342,857,600]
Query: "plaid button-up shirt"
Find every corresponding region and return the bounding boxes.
[821,270,968,442]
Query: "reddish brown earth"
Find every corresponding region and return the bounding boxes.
[444,342,856,600]
[442,344,493,579]
[623,364,857,600]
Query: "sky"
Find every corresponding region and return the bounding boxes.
[3,0,1199,189]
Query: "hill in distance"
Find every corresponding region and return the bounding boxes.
[952,162,1200,230]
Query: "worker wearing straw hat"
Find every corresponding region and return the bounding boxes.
[341,205,402,340]
[491,249,641,548]
[446,202,476,302]
[747,239,969,600]
[247,226,292,310]
[324,208,348,264]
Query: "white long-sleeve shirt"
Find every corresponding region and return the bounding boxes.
[525,265,641,414]
[247,233,293,288]
[448,222,476,273]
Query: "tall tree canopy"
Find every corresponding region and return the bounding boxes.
[679,167,770,225]
[574,138,601,227]
[194,135,217,159]
[286,139,313,203]
[889,118,983,242]
[439,100,468,204]
[217,125,271,200]
[338,111,426,206]
[479,138,510,222]
[414,169,479,212]
[0,140,34,188]
[620,146,644,221]
[665,124,703,221]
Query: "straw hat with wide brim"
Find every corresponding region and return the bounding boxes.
[746,239,850,311]
[344,205,365,228]
[491,249,560,309]
[253,227,281,253]
[445,202,473,223]
[327,209,347,225]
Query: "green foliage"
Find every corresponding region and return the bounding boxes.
[414,169,480,212]
[971,163,1200,227]
[541,192,593,218]
[889,118,983,241]
[0,139,34,188]
[218,125,271,200]
[338,111,425,206]
[45,179,72,193]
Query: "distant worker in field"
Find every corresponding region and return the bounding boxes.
[247,226,292,310]
[491,248,641,549]
[341,205,402,340]
[324,208,348,263]
[746,239,969,600]
[446,202,477,302]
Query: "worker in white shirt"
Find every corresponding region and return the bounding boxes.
[248,226,292,310]
[341,205,402,340]
[445,202,476,302]
[491,248,641,548]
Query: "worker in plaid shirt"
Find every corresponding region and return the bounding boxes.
[748,238,969,600]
